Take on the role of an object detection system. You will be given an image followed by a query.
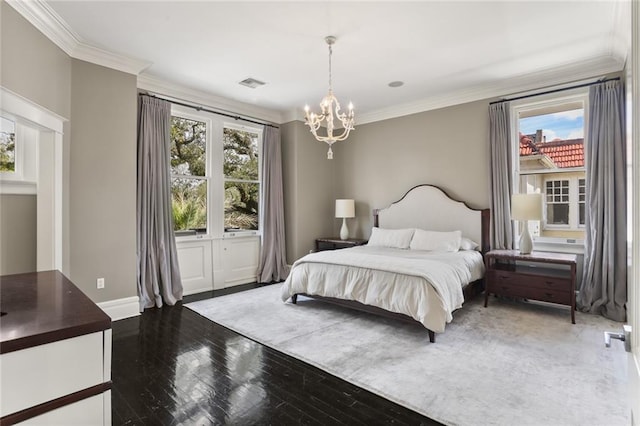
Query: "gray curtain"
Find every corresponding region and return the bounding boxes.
[137,95,183,310]
[257,126,288,283]
[578,81,627,321]
[489,102,513,250]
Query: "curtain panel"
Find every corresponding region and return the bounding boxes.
[257,126,288,283]
[578,80,627,321]
[489,102,513,250]
[137,95,183,310]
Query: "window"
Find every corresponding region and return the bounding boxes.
[169,106,263,238]
[170,115,208,235]
[545,179,569,225]
[0,117,16,173]
[223,126,260,231]
[513,90,588,242]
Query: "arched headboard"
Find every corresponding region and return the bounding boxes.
[373,184,490,253]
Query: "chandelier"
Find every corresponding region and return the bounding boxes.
[304,36,355,159]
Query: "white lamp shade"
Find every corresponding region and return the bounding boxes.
[511,193,542,221]
[335,199,355,218]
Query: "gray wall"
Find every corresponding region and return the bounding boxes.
[0,195,36,274]
[69,59,137,303]
[1,2,71,117]
[282,100,492,263]
[281,121,336,263]
[1,3,137,304]
[334,100,491,238]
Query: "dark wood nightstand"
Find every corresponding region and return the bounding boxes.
[316,237,368,252]
[484,249,577,323]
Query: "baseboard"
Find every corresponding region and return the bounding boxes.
[98,296,140,321]
[182,286,214,296]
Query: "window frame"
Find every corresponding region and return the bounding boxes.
[0,116,18,177]
[170,106,213,238]
[510,88,589,247]
[543,177,584,231]
[169,105,263,240]
[222,122,263,235]
[0,117,38,195]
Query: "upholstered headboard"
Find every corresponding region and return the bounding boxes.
[373,184,490,253]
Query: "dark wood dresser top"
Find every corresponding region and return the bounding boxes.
[0,270,111,354]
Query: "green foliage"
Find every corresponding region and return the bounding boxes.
[224,181,258,230]
[170,117,206,176]
[223,128,259,230]
[0,131,16,172]
[223,128,258,180]
[169,118,260,232]
[171,178,207,231]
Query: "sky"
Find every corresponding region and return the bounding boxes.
[519,109,584,141]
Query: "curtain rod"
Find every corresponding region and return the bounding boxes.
[489,77,620,105]
[141,92,279,129]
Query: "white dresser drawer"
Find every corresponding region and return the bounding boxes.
[0,332,104,417]
[21,392,109,426]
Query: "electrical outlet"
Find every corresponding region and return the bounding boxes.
[97,278,105,289]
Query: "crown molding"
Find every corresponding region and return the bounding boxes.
[137,74,284,125]
[608,0,631,68]
[283,55,624,126]
[6,0,151,75]
[354,55,624,125]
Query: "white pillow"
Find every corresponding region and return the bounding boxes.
[367,227,414,249]
[410,229,462,252]
[460,237,480,251]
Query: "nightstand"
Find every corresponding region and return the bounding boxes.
[484,249,577,323]
[316,237,368,252]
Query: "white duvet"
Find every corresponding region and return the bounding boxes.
[280,246,485,333]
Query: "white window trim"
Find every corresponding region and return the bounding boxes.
[170,107,263,240]
[543,176,583,231]
[0,120,38,195]
[510,87,589,251]
[222,122,263,236]
[171,106,213,238]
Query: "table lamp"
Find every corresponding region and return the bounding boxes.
[511,193,542,255]
[335,199,355,240]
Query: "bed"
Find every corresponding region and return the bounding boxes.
[280,184,490,342]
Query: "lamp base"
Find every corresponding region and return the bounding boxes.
[340,218,349,240]
[519,221,533,255]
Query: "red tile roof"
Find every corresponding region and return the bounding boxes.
[519,134,584,168]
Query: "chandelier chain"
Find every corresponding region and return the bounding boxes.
[328,44,333,92]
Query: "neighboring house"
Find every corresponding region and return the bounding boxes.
[519,132,585,240]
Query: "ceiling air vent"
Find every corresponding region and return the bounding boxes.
[239,78,266,89]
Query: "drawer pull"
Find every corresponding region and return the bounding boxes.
[545,293,554,298]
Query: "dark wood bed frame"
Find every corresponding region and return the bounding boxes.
[291,184,491,343]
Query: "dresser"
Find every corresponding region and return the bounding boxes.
[315,237,368,251]
[0,271,112,425]
[484,250,577,323]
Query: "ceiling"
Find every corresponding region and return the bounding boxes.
[12,1,630,124]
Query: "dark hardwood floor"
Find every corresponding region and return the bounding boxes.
[111,283,442,425]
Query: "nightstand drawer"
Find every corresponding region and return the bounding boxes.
[491,282,572,305]
[487,270,571,292]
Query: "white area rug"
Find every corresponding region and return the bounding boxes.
[186,285,629,426]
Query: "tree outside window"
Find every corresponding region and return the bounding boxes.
[223,127,259,231]
[0,117,16,172]
[170,116,207,233]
